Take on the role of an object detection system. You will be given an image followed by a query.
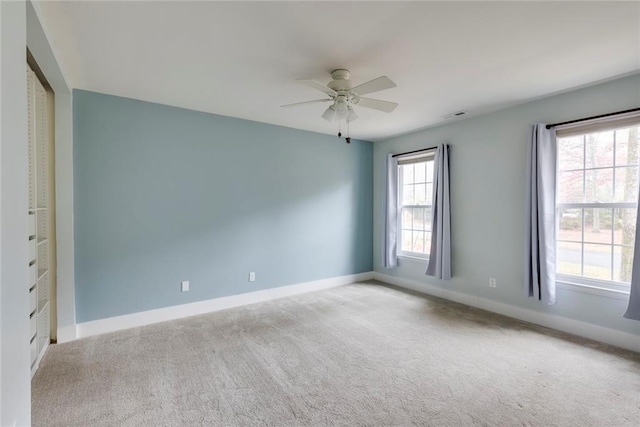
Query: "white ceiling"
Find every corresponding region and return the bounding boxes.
[36,1,640,142]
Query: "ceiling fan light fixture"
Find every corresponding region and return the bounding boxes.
[322,106,336,122]
[335,100,350,120]
[347,107,358,123]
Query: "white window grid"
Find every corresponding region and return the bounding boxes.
[398,156,435,259]
[556,127,639,290]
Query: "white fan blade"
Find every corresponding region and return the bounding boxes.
[281,99,331,108]
[357,97,398,113]
[297,79,337,96]
[351,76,396,96]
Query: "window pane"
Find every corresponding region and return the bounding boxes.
[425,207,432,231]
[583,208,613,244]
[613,245,634,283]
[425,231,432,253]
[401,229,412,253]
[402,164,414,185]
[415,183,426,205]
[413,208,426,231]
[558,209,582,242]
[558,135,584,171]
[425,183,433,205]
[614,166,639,202]
[426,161,434,183]
[585,131,614,169]
[558,170,583,203]
[402,208,412,230]
[402,185,414,205]
[613,208,637,245]
[585,168,613,203]
[414,162,426,184]
[583,243,612,281]
[557,241,582,277]
[412,231,425,253]
[615,129,631,166]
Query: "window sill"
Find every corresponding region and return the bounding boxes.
[557,280,630,301]
[398,254,429,263]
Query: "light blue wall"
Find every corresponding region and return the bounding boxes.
[73,90,373,322]
[374,73,640,337]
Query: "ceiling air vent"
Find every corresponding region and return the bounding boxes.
[443,110,468,120]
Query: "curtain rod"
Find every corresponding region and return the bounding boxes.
[392,146,437,158]
[545,107,640,129]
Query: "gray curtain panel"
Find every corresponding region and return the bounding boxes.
[426,144,451,280]
[384,154,399,268]
[525,124,557,304]
[623,186,640,320]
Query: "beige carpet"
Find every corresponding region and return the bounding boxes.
[32,281,640,426]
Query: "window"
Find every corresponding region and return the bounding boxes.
[398,153,435,258]
[556,116,640,291]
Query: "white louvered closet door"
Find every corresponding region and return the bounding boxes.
[27,65,51,377]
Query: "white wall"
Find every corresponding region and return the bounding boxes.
[52,92,75,342]
[26,0,75,342]
[374,74,640,346]
[1,3,3,422]
[0,1,31,425]
[0,1,72,423]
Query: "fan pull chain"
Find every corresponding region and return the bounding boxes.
[336,120,350,143]
[346,120,351,144]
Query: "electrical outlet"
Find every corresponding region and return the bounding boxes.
[249,272,256,282]
[489,278,497,288]
[181,280,189,292]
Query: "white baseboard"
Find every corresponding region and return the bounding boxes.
[75,272,374,340]
[373,272,640,354]
[56,325,78,344]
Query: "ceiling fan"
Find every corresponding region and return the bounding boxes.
[281,69,398,123]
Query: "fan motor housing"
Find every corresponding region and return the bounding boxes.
[327,69,353,92]
[330,69,351,80]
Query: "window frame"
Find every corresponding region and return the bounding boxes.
[397,152,436,260]
[555,115,640,293]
